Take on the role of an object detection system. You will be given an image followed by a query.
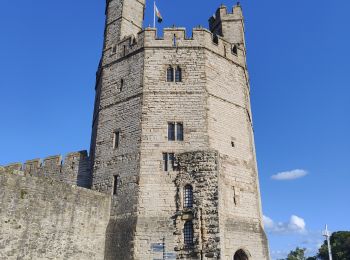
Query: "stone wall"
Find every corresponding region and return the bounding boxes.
[175,151,220,259]
[0,167,110,260]
[3,150,91,188]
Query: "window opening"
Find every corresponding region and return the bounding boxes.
[234,249,249,260]
[113,175,119,195]
[175,67,182,82]
[176,122,184,141]
[167,66,174,82]
[112,45,117,54]
[168,122,175,141]
[213,34,219,44]
[163,153,168,171]
[120,79,124,92]
[113,131,120,149]
[184,221,194,246]
[163,153,176,171]
[232,45,238,55]
[184,185,193,208]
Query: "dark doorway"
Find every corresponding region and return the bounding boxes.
[234,249,249,260]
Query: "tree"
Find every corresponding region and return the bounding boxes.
[280,247,307,260]
[317,231,350,260]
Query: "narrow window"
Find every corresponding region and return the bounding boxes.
[176,122,184,141]
[163,153,168,171]
[169,153,175,171]
[231,141,235,147]
[163,153,176,171]
[213,34,219,44]
[175,67,182,82]
[123,45,126,56]
[112,45,117,54]
[167,66,174,82]
[232,45,238,55]
[113,175,119,195]
[120,79,124,92]
[113,131,120,149]
[184,221,194,246]
[184,185,193,208]
[168,122,175,141]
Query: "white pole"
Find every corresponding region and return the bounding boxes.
[323,225,333,260]
[153,1,156,28]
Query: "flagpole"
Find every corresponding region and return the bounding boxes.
[153,1,156,28]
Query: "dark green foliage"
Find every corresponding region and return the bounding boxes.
[317,231,350,260]
[279,247,307,260]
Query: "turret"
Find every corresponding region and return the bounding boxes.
[104,0,145,49]
[209,3,245,49]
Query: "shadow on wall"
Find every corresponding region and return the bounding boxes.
[104,216,137,260]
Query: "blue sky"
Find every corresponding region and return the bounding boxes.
[0,0,349,259]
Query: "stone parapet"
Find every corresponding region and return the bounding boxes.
[1,150,91,188]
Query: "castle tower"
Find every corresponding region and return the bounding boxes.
[90,1,269,259]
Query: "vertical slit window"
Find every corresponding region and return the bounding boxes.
[232,44,238,55]
[113,131,120,149]
[120,79,124,92]
[175,67,182,82]
[169,153,175,171]
[176,122,184,141]
[167,66,174,82]
[168,122,175,141]
[163,153,168,171]
[184,221,194,246]
[184,185,193,208]
[123,45,126,56]
[113,175,119,195]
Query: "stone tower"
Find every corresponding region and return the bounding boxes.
[90,0,269,259]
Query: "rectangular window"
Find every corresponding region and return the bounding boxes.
[163,153,168,171]
[176,123,183,141]
[175,67,182,82]
[167,67,174,82]
[113,175,119,195]
[113,131,120,149]
[168,123,175,141]
[169,153,175,170]
[163,153,176,172]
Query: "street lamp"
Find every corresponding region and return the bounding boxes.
[322,224,333,260]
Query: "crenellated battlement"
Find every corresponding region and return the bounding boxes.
[103,26,246,67]
[1,151,91,188]
[209,4,243,31]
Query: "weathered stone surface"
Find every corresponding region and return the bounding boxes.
[2,151,91,188]
[0,170,110,260]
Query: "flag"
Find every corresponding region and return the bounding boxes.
[155,5,163,23]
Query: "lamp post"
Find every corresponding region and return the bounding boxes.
[322,224,333,260]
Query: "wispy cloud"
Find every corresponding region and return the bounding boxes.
[263,215,306,234]
[271,169,308,181]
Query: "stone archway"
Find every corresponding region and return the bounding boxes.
[234,249,249,260]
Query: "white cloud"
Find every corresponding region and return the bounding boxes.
[288,215,306,231]
[271,169,308,181]
[263,215,306,234]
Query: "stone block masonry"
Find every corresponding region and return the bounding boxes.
[0,167,110,260]
[3,150,91,188]
[0,1,270,259]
